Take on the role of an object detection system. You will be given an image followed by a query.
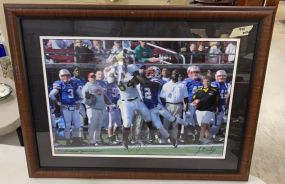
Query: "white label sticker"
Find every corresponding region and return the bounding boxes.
[230,25,254,38]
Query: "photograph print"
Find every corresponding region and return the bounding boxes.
[41,37,240,158]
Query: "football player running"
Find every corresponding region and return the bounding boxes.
[210,70,231,140]
[49,69,83,146]
[134,66,188,148]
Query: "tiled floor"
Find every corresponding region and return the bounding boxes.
[0,2,285,183]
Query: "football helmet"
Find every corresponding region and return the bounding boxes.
[59,69,71,82]
[187,65,200,73]
[145,66,161,79]
[215,70,227,82]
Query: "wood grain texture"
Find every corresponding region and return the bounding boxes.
[265,0,281,6]
[236,0,280,6]
[4,4,276,181]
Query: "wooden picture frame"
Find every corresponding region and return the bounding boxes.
[4,4,276,181]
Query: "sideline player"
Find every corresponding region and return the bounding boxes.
[183,66,203,126]
[106,63,152,149]
[71,66,87,137]
[211,70,231,140]
[135,66,188,147]
[82,72,111,146]
[49,69,82,146]
[105,74,121,144]
[182,66,203,143]
[160,69,189,147]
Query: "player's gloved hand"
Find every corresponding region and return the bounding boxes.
[85,91,92,99]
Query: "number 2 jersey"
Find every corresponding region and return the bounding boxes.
[140,77,164,109]
[52,79,80,106]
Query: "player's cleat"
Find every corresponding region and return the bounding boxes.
[122,141,128,150]
[178,135,185,144]
[88,143,95,147]
[135,139,144,145]
[202,138,212,145]
[71,138,82,146]
[54,140,60,147]
[94,141,102,146]
[169,137,178,148]
[130,139,136,145]
[107,136,114,145]
[112,140,120,145]
[66,139,71,146]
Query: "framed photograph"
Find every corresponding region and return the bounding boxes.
[4,4,276,180]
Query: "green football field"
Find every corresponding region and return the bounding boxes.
[54,144,224,157]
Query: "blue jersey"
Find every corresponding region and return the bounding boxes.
[71,76,86,89]
[96,80,108,91]
[141,77,163,109]
[211,81,231,107]
[106,83,120,104]
[183,78,203,101]
[52,79,79,105]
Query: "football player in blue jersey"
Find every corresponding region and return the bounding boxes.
[210,70,231,140]
[49,69,83,146]
[134,66,187,147]
[183,66,203,124]
[182,66,203,143]
[48,85,58,145]
[71,66,87,138]
[106,80,121,144]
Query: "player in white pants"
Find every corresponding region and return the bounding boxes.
[49,69,82,146]
[106,63,152,149]
[211,70,231,140]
